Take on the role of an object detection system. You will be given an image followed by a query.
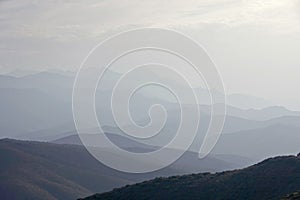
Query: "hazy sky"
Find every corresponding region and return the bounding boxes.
[0,0,300,109]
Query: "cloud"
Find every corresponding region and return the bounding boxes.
[0,0,300,110]
[0,0,299,41]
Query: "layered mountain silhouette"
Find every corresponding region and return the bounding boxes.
[1,71,300,140]
[51,123,300,164]
[1,71,300,200]
[0,139,252,200]
[80,154,300,200]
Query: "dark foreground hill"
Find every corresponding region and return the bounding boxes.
[282,190,300,200]
[81,154,300,200]
[0,139,248,200]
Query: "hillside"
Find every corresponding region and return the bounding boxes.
[81,154,300,200]
[282,190,300,200]
[0,139,247,200]
[0,139,134,200]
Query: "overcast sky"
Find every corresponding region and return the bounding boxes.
[0,0,300,109]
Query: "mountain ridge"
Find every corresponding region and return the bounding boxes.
[0,138,251,200]
[80,154,300,200]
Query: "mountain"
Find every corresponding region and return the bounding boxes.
[212,124,300,161]
[0,139,250,200]
[0,72,73,90]
[51,133,253,170]
[225,105,300,121]
[45,113,300,154]
[227,93,273,110]
[4,69,41,77]
[51,123,300,165]
[0,88,72,138]
[80,154,300,200]
[51,133,157,153]
[1,72,300,141]
[0,139,134,200]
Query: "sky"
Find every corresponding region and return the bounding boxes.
[0,0,300,109]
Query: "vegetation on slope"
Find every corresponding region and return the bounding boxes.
[81,154,300,200]
[282,190,300,200]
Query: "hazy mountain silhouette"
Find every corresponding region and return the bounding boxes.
[227,93,273,110]
[0,139,251,200]
[52,132,253,169]
[52,133,157,153]
[50,123,300,165]
[1,71,300,142]
[213,124,300,161]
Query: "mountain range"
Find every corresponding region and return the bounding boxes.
[0,139,252,200]
[1,71,300,139]
[1,71,300,200]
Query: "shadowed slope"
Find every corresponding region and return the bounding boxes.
[0,139,245,200]
[81,154,300,200]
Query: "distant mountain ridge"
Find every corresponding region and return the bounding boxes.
[50,122,300,164]
[51,133,157,153]
[1,71,300,141]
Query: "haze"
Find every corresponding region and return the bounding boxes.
[0,0,300,110]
